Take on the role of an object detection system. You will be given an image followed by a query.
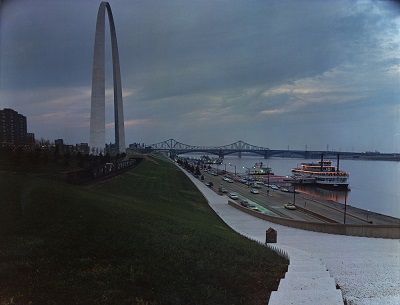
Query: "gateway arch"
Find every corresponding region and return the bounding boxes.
[90,2,125,154]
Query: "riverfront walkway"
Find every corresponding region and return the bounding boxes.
[180,167,400,305]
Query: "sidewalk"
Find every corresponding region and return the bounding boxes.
[181,168,400,305]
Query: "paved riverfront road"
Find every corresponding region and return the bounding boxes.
[201,170,400,225]
[202,171,323,222]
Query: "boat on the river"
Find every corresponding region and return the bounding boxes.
[248,162,274,175]
[201,155,222,165]
[291,155,349,189]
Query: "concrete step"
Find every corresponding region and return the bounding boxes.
[269,289,344,305]
[278,276,336,291]
[268,245,344,305]
[284,270,332,280]
[289,257,323,263]
[287,263,328,272]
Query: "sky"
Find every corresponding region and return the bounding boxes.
[0,0,399,152]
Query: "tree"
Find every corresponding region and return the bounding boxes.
[54,145,60,163]
[195,165,201,176]
[63,152,71,167]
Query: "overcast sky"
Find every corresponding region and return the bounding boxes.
[1,0,399,152]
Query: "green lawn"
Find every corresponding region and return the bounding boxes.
[0,154,287,305]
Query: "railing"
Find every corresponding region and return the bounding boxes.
[66,157,143,185]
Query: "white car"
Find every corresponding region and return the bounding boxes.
[250,189,259,194]
[284,203,297,210]
[229,192,239,200]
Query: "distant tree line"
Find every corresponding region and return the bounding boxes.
[0,144,126,173]
[175,158,201,176]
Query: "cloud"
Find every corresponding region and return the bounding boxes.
[106,118,153,129]
[260,108,288,116]
[1,0,400,151]
[258,52,398,119]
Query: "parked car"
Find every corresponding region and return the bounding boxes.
[221,187,228,193]
[284,203,297,210]
[240,200,250,207]
[229,192,239,200]
[280,188,289,192]
[205,181,213,187]
[247,203,260,212]
[250,189,259,194]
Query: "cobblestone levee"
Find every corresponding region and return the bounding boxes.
[181,166,400,305]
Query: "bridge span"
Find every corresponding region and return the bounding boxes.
[148,139,365,159]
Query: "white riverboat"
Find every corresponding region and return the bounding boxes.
[292,158,349,189]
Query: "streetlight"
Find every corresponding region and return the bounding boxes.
[344,188,348,224]
[229,163,236,175]
[243,166,250,187]
[293,183,296,205]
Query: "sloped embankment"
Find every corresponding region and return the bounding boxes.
[0,156,287,305]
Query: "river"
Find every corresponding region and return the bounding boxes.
[182,154,400,219]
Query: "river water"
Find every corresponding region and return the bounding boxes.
[183,154,400,219]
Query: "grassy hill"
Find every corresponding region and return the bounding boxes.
[0,154,287,305]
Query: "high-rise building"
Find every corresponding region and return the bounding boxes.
[55,138,65,153]
[27,133,35,145]
[76,143,90,154]
[89,2,125,154]
[0,108,27,146]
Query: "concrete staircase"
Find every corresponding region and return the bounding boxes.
[268,246,344,305]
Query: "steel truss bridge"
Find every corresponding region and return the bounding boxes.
[148,139,363,159]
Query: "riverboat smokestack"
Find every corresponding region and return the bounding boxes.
[320,154,323,171]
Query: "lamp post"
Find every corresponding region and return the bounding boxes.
[229,163,236,176]
[344,188,348,224]
[293,183,296,205]
[267,168,270,196]
[243,166,250,187]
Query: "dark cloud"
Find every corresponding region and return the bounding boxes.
[1,0,399,151]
